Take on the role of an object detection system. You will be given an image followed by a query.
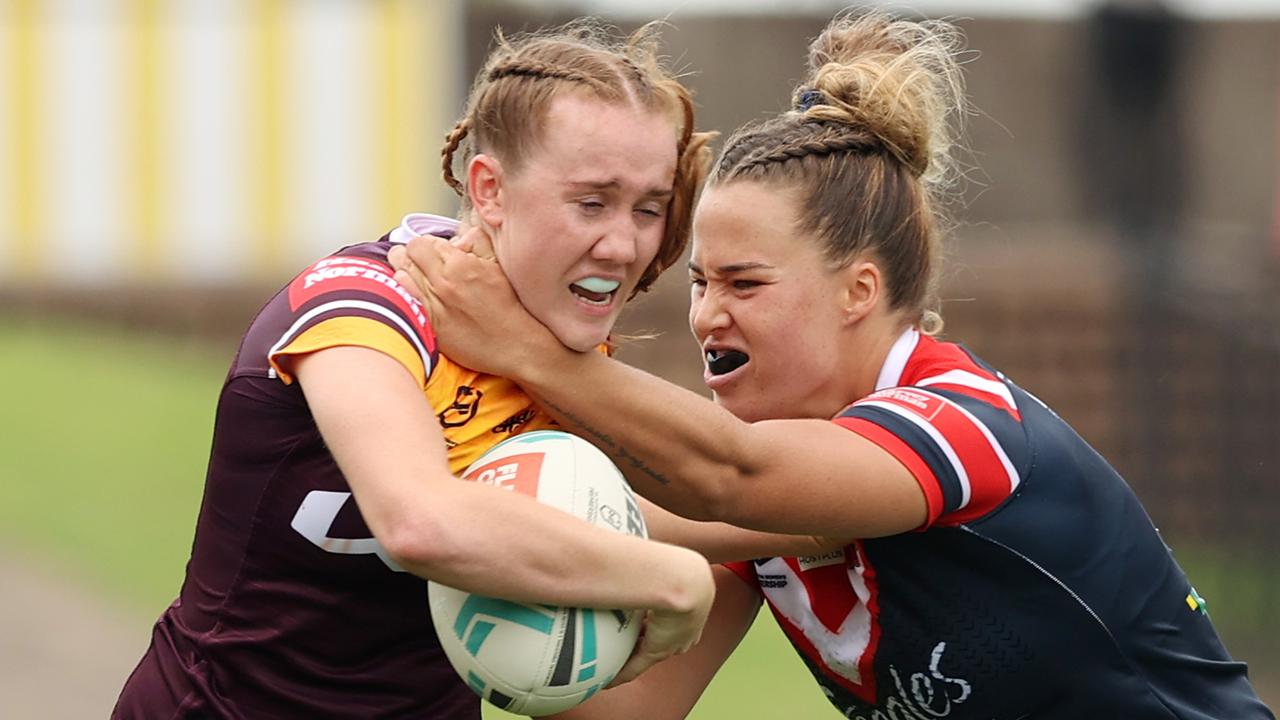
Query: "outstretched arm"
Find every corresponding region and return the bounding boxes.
[639,496,843,564]
[390,235,926,540]
[505,350,924,538]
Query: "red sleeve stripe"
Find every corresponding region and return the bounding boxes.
[854,390,1020,522]
[833,416,945,526]
[267,299,434,380]
[917,369,1020,419]
[945,396,1021,494]
[857,398,975,509]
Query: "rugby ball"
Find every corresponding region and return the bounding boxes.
[427,430,648,716]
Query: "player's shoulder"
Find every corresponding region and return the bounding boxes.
[902,335,1019,417]
[234,214,457,380]
[837,330,1019,425]
[281,212,458,327]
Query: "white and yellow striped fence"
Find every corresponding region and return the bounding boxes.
[1,0,462,286]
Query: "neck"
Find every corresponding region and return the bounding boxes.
[786,312,910,421]
[455,205,489,236]
[843,311,913,405]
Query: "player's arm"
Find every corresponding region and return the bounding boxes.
[391,235,926,540]
[521,354,924,538]
[294,345,713,673]
[549,565,760,720]
[638,496,844,563]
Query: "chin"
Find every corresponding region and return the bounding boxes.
[712,393,763,422]
[531,304,612,351]
[563,337,603,352]
[550,325,609,352]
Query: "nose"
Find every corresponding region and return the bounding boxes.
[590,215,638,265]
[689,285,730,339]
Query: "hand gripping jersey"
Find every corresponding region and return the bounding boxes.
[113,214,556,719]
[728,328,1273,720]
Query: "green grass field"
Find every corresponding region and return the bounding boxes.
[0,318,841,719]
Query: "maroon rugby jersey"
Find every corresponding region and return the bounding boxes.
[113,214,556,719]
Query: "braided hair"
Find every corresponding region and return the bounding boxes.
[442,20,713,294]
[711,11,968,334]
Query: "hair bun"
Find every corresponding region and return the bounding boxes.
[799,11,966,183]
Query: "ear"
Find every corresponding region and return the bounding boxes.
[466,153,505,231]
[840,259,881,326]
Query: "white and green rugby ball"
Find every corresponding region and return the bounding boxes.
[427,430,648,716]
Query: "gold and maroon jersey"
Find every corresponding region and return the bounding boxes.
[114,214,554,719]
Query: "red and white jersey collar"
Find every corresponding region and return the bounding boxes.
[874,327,921,392]
[870,327,1018,416]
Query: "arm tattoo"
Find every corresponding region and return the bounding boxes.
[541,398,671,486]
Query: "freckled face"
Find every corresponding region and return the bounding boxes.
[688,182,849,422]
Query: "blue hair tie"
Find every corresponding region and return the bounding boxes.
[797,88,826,111]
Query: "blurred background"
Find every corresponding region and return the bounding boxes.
[1,0,1277,716]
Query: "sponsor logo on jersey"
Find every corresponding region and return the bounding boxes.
[493,408,536,435]
[759,574,788,588]
[799,549,847,572]
[462,453,543,498]
[439,385,483,428]
[291,490,404,572]
[289,256,429,330]
[867,388,945,421]
[1186,587,1209,615]
[824,641,975,719]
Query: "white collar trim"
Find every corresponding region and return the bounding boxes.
[875,327,920,391]
[388,212,458,245]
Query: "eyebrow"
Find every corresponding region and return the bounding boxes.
[567,179,673,199]
[688,260,776,274]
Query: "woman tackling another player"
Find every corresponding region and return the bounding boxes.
[394,11,1274,719]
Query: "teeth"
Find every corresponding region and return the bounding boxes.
[573,277,620,294]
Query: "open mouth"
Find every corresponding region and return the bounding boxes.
[706,348,749,376]
[570,277,620,306]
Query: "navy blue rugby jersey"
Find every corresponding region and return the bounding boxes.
[728,328,1272,720]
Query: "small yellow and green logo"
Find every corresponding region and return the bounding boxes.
[1185,587,1208,616]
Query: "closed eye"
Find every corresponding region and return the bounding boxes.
[634,199,665,217]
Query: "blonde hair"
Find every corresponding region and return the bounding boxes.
[442,19,714,294]
[711,11,968,333]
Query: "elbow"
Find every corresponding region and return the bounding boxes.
[377,517,432,570]
[686,421,770,525]
[677,430,771,526]
[680,466,745,524]
[377,508,465,574]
